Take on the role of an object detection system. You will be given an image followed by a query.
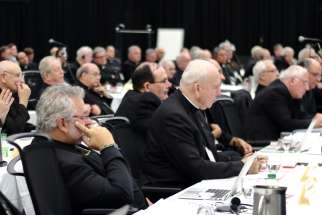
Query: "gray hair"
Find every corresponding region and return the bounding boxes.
[38,56,60,79]
[250,45,263,60]
[93,46,106,56]
[253,60,274,84]
[36,84,85,132]
[298,47,318,62]
[76,46,93,61]
[281,47,294,57]
[180,59,215,86]
[279,65,308,80]
[128,45,141,53]
[159,59,175,69]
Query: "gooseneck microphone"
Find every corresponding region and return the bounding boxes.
[48,38,67,47]
[298,36,322,43]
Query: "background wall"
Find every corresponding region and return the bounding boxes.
[0,0,321,61]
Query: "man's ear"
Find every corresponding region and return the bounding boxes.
[194,82,201,97]
[142,82,150,92]
[56,118,69,134]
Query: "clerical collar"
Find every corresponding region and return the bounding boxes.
[182,92,200,110]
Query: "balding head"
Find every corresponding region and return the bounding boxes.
[76,63,101,89]
[0,60,23,91]
[299,58,322,90]
[180,59,221,110]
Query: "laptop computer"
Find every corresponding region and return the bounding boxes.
[179,154,257,201]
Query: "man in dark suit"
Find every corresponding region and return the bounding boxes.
[122,45,141,83]
[33,85,145,214]
[298,58,322,117]
[116,62,171,134]
[143,59,264,187]
[0,60,33,135]
[76,63,113,115]
[246,65,322,142]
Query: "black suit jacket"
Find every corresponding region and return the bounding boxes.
[2,92,32,135]
[246,79,311,141]
[76,81,113,115]
[116,90,161,135]
[31,137,145,214]
[143,90,243,187]
[122,60,138,83]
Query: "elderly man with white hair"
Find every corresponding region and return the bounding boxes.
[246,65,322,142]
[252,59,279,96]
[143,59,265,188]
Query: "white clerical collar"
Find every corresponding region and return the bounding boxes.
[182,92,200,109]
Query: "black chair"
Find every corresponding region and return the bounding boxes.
[208,96,270,149]
[6,132,129,215]
[208,96,245,139]
[93,116,182,201]
[230,89,253,127]
[0,191,24,215]
[23,70,44,110]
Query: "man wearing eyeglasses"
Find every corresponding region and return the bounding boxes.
[0,60,33,134]
[246,65,322,142]
[116,62,171,134]
[32,85,146,214]
[298,58,322,116]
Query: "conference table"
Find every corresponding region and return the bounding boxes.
[134,132,322,215]
[1,131,322,215]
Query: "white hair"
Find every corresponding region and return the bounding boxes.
[36,84,84,132]
[281,47,294,57]
[159,59,175,69]
[76,46,93,62]
[180,59,216,86]
[279,65,308,80]
[251,45,263,60]
[252,60,273,84]
[38,56,60,79]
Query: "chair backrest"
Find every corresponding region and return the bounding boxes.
[95,116,146,186]
[208,97,245,139]
[230,89,253,126]
[7,132,72,215]
[23,71,43,99]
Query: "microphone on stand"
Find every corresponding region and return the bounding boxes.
[48,38,67,47]
[298,36,322,43]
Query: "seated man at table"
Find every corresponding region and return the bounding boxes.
[143,59,264,187]
[252,59,279,96]
[0,60,33,135]
[76,63,113,115]
[246,65,322,142]
[33,85,145,214]
[298,58,322,117]
[115,62,171,134]
[38,56,65,95]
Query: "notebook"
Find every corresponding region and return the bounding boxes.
[179,154,257,201]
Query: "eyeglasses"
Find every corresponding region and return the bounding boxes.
[295,77,309,87]
[153,78,169,84]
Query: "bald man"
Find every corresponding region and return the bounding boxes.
[144,59,264,187]
[0,60,33,134]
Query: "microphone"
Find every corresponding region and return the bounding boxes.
[298,36,322,43]
[215,197,241,213]
[48,38,66,47]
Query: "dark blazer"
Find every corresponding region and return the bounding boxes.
[143,90,243,187]
[122,60,137,83]
[116,90,161,135]
[76,81,113,115]
[301,89,316,118]
[246,79,311,141]
[31,137,145,214]
[2,91,33,135]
